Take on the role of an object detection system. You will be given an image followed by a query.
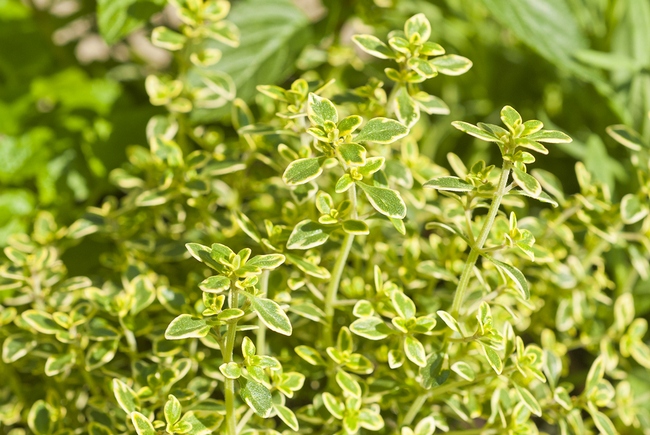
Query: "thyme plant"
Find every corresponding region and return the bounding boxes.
[1,3,650,435]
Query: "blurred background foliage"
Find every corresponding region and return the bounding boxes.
[1,0,649,274]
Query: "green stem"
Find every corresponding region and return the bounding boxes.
[402,394,428,425]
[402,367,515,426]
[323,233,354,347]
[256,270,270,354]
[451,161,512,315]
[223,286,240,435]
[323,185,358,347]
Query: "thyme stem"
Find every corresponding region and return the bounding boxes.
[223,285,240,435]
[451,161,512,316]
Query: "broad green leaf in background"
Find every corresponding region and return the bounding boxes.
[480,0,625,121]
[196,0,311,122]
[97,0,165,45]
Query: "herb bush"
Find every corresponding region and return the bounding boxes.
[1,0,650,434]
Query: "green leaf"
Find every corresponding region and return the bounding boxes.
[151,26,186,51]
[220,362,242,379]
[2,334,37,363]
[342,219,370,235]
[391,291,416,319]
[240,378,273,418]
[514,383,542,416]
[28,400,55,435]
[199,275,231,293]
[287,220,332,250]
[606,124,646,151]
[414,416,436,435]
[436,310,461,333]
[44,351,76,376]
[585,356,605,393]
[113,379,140,414]
[290,303,326,323]
[404,336,427,367]
[274,403,299,431]
[165,315,211,340]
[500,106,522,130]
[412,92,450,115]
[358,408,385,431]
[354,118,409,144]
[308,93,338,125]
[247,254,286,269]
[195,0,309,122]
[85,340,119,371]
[322,392,344,419]
[339,142,367,166]
[285,253,331,279]
[405,13,431,41]
[97,0,163,45]
[251,297,292,336]
[283,158,323,185]
[22,310,64,335]
[131,412,155,435]
[509,188,559,208]
[430,54,472,75]
[421,41,445,56]
[394,87,420,128]
[516,138,549,154]
[358,156,385,177]
[337,327,354,353]
[526,129,572,143]
[621,194,648,224]
[350,317,391,340]
[344,412,360,433]
[479,342,503,374]
[587,403,616,435]
[451,121,501,142]
[630,341,650,369]
[451,361,475,381]
[484,255,530,300]
[356,181,407,219]
[256,84,287,101]
[164,395,182,427]
[88,422,113,435]
[352,34,393,59]
[130,275,156,315]
[408,57,437,78]
[338,115,364,136]
[295,345,326,365]
[424,176,475,192]
[186,243,226,272]
[336,370,362,397]
[512,166,542,197]
[336,174,355,193]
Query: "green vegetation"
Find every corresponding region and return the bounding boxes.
[1,0,650,434]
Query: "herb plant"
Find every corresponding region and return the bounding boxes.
[2,1,650,435]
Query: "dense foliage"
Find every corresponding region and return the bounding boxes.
[2,0,650,434]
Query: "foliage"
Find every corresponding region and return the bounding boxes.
[2,0,650,435]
